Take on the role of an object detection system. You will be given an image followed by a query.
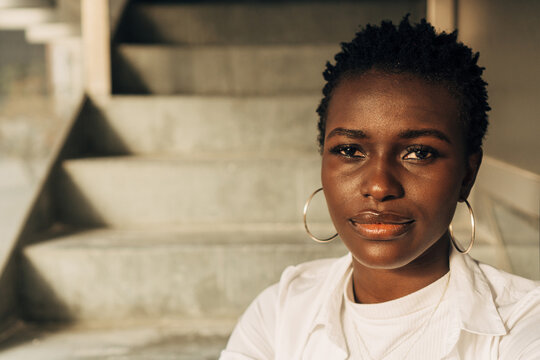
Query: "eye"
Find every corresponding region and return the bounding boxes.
[329,145,365,159]
[402,145,439,161]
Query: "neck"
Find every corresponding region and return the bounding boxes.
[352,239,450,304]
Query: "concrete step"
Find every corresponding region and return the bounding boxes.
[91,95,320,155]
[25,22,80,43]
[120,2,424,45]
[19,224,523,323]
[0,7,54,29]
[56,154,326,226]
[0,0,51,8]
[20,226,347,322]
[0,321,231,359]
[55,152,489,229]
[113,44,337,95]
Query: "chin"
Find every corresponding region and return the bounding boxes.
[353,254,415,270]
[347,242,417,270]
[345,233,449,271]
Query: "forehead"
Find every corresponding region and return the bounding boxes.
[326,71,461,137]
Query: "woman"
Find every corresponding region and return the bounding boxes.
[220,17,539,359]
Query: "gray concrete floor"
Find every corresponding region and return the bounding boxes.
[0,322,229,360]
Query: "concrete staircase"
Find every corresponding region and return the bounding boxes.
[4,1,432,358]
[0,0,80,43]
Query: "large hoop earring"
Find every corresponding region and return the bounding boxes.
[449,199,475,254]
[303,187,338,243]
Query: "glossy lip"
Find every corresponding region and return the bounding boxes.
[349,211,415,240]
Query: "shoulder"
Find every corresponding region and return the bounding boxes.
[476,261,540,359]
[279,256,345,291]
[245,255,345,306]
[449,254,540,359]
[221,255,350,359]
[476,261,539,317]
[275,254,351,306]
[243,253,350,316]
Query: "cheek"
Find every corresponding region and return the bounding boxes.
[320,155,337,195]
[321,153,363,185]
[406,165,463,227]
[321,157,352,216]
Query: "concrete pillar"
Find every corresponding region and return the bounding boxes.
[427,0,456,33]
[82,0,110,102]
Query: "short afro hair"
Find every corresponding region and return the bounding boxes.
[316,15,489,155]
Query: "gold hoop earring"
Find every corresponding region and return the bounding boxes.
[303,187,338,243]
[449,199,475,254]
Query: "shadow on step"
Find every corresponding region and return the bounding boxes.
[0,258,75,352]
[77,99,133,157]
[111,47,152,95]
[53,166,111,227]
[18,256,78,325]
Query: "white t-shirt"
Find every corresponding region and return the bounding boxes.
[342,269,452,359]
[221,249,540,359]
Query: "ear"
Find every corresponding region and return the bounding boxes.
[460,150,483,201]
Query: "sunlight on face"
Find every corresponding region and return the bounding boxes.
[321,70,477,270]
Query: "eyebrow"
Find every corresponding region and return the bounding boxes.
[398,129,452,144]
[326,127,452,144]
[326,127,368,140]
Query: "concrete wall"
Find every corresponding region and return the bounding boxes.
[0,30,45,329]
[0,28,58,245]
[0,29,66,329]
[0,31,45,91]
[0,30,54,173]
[457,0,540,279]
[457,0,540,174]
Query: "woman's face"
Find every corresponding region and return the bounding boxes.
[321,70,481,270]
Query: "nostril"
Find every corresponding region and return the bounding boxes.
[362,192,399,202]
[381,194,398,202]
[360,171,404,202]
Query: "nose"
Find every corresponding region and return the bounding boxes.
[359,159,404,202]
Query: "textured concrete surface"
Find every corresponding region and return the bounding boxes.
[0,322,229,360]
[114,44,337,95]
[94,95,320,155]
[6,1,539,358]
[56,154,324,226]
[0,155,47,314]
[0,0,54,8]
[458,0,540,174]
[0,159,36,242]
[123,2,425,45]
[493,203,540,279]
[21,226,346,321]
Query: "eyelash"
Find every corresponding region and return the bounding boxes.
[403,145,440,161]
[328,144,440,161]
[329,144,365,159]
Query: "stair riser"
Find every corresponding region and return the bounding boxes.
[0,0,52,8]
[57,155,484,228]
[21,241,347,321]
[26,22,80,43]
[0,8,54,29]
[114,45,337,95]
[22,241,538,322]
[56,157,329,226]
[93,96,321,155]
[123,3,424,44]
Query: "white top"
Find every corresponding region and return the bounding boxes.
[220,249,540,360]
[342,268,452,359]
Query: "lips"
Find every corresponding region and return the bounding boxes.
[349,211,415,240]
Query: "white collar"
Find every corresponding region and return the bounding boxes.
[449,249,507,336]
[309,247,507,355]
